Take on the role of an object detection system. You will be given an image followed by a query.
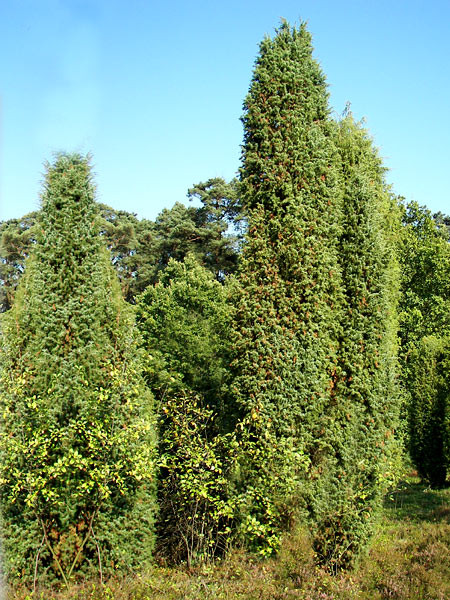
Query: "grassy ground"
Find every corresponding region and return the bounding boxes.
[9,475,450,600]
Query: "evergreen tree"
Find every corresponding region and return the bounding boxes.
[233,23,402,568]
[0,154,156,585]
[153,199,239,282]
[187,176,245,267]
[0,211,38,312]
[232,21,343,555]
[187,177,242,229]
[312,115,401,568]
[397,201,450,486]
[408,336,449,487]
[98,205,157,302]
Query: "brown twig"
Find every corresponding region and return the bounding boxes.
[39,518,69,587]
[33,534,45,593]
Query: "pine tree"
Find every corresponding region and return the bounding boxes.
[0,154,156,585]
[232,21,343,554]
[0,210,38,312]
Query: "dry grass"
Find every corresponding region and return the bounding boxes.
[8,475,450,600]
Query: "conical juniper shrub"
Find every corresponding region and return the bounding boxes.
[231,22,344,556]
[396,201,450,484]
[0,154,157,586]
[311,116,401,570]
[408,335,449,487]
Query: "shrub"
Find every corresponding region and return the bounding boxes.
[409,336,449,487]
[0,154,156,586]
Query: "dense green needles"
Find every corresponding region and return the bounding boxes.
[231,23,403,566]
[0,20,448,594]
[0,154,156,585]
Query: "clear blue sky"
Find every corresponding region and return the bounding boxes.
[1,0,449,222]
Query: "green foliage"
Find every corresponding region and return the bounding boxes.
[0,154,156,585]
[408,336,449,487]
[233,23,402,569]
[187,177,245,259]
[1,178,241,308]
[7,474,450,600]
[153,199,238,284]
[235,413,310,556]
[233,21,344,556]
[1,19,446,583]
[398,201,450,354]
[397,201,450,484]
[310,115,402,569]
[157,392,238,566]
[97,205,158,303]
[137,255,234,416]
[136,256,237,563]
[432,210,450,240]
[0,211,38,312]
[187,177,241,228]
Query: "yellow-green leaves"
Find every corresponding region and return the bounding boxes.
[0,154,157,585]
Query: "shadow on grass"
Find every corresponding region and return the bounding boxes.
[383,476,450,524]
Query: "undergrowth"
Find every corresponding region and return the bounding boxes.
[8,474,449,600]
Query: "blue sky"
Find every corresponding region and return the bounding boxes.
[1,0,449,222]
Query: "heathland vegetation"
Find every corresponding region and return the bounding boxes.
[0,22,448,599]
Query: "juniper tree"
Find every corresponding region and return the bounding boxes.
[0,154,156,585]
[311,116,401,568]
[408,336,449,487]
[232,21,343,554]
[395,202,450,486]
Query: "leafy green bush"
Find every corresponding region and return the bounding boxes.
[233,413,311,557]
[136,255,234,417]
[157,393,238,565]
[136,256,238,563]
